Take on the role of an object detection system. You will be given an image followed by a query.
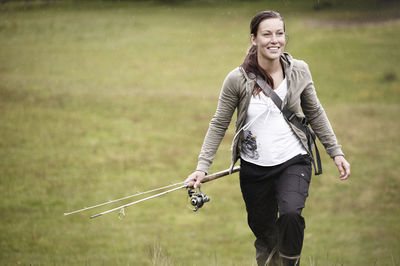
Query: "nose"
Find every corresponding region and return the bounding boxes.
[270,33,278,43]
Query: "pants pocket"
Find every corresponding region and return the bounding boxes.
[279,163,312,196]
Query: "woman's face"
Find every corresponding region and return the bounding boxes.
[251,18,286,62]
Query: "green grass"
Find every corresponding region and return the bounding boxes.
[1,0,399,265]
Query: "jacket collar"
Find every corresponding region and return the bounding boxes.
[280,52,293,77]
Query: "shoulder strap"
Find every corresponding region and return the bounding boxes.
[255,76,323,175]
[255,76,283,110]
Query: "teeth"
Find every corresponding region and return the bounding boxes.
[268,47,279,50]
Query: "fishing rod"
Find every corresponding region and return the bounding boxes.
[64,166,240,219]
[63,181,185,216]
[90,184,187,219]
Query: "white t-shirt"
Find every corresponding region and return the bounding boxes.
[240,78,307,166]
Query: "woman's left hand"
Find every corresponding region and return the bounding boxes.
[333,155,350,180]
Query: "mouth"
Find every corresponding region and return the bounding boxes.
[267,47,280,51]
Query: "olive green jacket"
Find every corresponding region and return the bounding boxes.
[196,53,344,174]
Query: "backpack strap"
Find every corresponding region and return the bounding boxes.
[255,76,322,175]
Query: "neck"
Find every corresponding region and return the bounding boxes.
[257,56,282,74]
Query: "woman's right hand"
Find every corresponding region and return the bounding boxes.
[184,170,206,188]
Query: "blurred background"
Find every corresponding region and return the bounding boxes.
[0,0,399,265]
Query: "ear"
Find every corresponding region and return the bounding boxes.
[250,34,257,46]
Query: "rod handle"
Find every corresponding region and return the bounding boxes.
[186,165,241,188]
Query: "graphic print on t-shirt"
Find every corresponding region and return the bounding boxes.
[241,130,259,160]
[240,78,307,166]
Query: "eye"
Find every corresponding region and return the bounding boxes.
[263,33,271,36]
[277,32,285,36]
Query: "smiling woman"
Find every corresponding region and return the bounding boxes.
[184,10,350,266]
[251,18,286,69]
[243,11,287,95]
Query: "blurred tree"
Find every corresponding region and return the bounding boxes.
[1,0,53,11]
[314,0,332,10]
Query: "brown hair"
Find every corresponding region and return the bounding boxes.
[241,11,285,95]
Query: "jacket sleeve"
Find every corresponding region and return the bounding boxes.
[300,63,345,158]
[196,70,240,173]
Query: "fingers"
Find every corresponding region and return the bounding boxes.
[334,156,350,181]
[184,176,196,188]
[193,172,205,188]
[337,162,345,179]
[340,161,351,181]
[184,176,193,185]
[194,179,202,189]
[185,171,205,188]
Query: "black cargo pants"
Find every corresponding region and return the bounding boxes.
[239,154,312,265]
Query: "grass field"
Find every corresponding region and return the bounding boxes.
[1,0,400,265]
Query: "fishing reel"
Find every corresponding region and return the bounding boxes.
[187,187,210,212]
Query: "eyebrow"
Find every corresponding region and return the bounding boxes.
[260,29,284,33]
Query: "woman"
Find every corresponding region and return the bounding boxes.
[185,10,350,266]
